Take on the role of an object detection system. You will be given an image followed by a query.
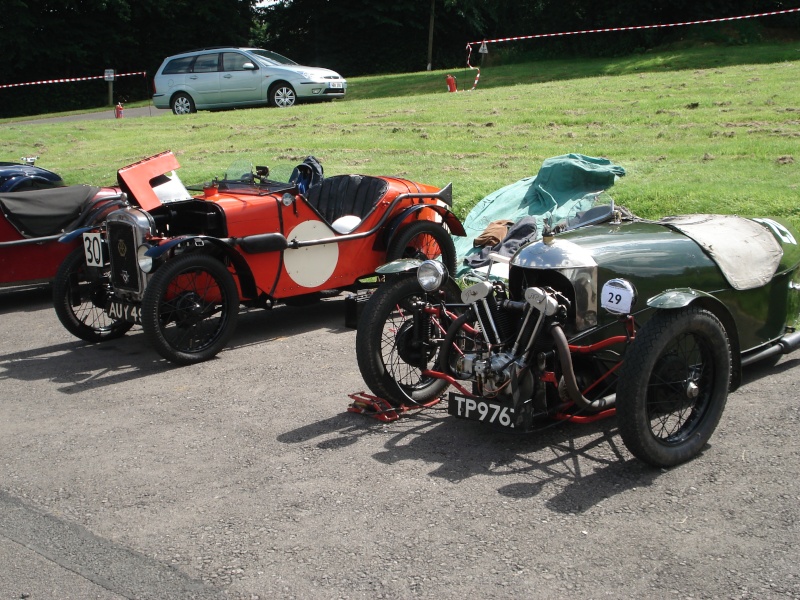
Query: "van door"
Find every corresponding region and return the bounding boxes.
[187,53,221,107]
[219,52,263,104]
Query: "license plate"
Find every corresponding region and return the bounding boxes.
[107,300,141,324]
[329,82,343,89]
[448,392,515,428]
[82,232,105,267]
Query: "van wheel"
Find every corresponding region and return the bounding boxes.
[171,93,196,115]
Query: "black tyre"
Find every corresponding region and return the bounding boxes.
[141,254,240,365]
[356,275,461,407]
[269,83,296,108]
[171,92,196,115]
[387,221,457,277]
[616,307,731,468]
[53,247,133,343]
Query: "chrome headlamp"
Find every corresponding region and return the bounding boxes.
[417,260,447,292]
[137,244,154,273]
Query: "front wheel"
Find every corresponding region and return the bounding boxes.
[53,247,133,342]
[616,307,731,467]
[387,221,457,276]
[356,275,461,407]
[141,254,240,365]
[269,83,296,108]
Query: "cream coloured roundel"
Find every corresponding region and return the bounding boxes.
[284,221,339,288]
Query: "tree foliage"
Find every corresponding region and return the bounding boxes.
[1,0,796,117]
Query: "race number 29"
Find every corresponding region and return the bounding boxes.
[601,278,636,315]
[82,232,104,267]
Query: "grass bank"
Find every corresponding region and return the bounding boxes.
[1,42,798,226]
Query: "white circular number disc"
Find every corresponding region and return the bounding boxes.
[284,221,339,288]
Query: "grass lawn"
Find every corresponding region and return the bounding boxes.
[2,42,798,226]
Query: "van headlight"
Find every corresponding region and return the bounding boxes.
[417,260,447,292]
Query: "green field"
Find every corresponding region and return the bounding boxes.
[2,42,798,226]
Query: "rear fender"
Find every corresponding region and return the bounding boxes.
[648,287,741,391]
[384,204,465,248]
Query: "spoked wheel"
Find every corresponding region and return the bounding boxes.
[356,275,461,407]
[53,247,133,342]
[616,307,731,467]
[141,254,240,365]
[388,221,457,276]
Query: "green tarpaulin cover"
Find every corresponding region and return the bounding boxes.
[455,154,625,269]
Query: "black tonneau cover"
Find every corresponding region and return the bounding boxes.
[0,185,100,238]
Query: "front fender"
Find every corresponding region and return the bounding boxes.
[646,288,715,309]
[647,287,742,391]
[59,226,95,243]
[375,258,424,275]
[147,236,258,300]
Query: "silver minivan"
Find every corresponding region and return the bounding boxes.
[152,47,347,114]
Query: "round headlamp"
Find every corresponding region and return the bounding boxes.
[417,260,447,292]
[137,244,154,273]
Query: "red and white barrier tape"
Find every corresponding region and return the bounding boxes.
[466,8,800,90]
[0,71,147,90]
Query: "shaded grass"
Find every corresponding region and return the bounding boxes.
[1,42,798,228]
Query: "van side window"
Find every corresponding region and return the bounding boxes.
[222,53,256,72]
[162,57,194,75]
[192,53,220,73]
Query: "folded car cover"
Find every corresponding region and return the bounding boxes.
[454,154,625,270]
[659,214,783,290]
[0,185,101,238]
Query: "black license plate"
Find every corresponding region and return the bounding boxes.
[448,392,515,428]
[107,300,141,324]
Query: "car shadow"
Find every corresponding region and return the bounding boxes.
[278,404,661,513]
[0,284,53,314]
[0,295,355,393]
[740,355,800,386]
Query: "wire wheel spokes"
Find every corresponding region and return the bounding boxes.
[159,268,228,353]
[645,332,713,444]
[380,298,438,390]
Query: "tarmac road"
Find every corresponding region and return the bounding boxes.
[1,284,799,599]
[13,105,171,125]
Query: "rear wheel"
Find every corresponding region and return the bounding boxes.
[356,275,460,406]
[269,83,296,108]
[171,93,195,115]
[53,247,133,342]
[616,307,731,467]
[387,221,457,276]
[141,254,239,365]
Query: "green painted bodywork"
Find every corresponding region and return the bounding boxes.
[538,218,800,353]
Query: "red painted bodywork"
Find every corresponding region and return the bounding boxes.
[0,187,119,287]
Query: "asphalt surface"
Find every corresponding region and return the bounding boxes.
[14,105,171,125]
[1,283,799,599]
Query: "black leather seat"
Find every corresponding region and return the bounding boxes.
[305,175,389,225]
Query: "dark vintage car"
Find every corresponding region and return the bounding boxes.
[0,158,125,288]
[0,157,64,192]
[355,193,800,467]
[54,151,464,365]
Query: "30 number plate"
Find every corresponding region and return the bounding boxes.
[448,393,515,428]
[82,232,105,267]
